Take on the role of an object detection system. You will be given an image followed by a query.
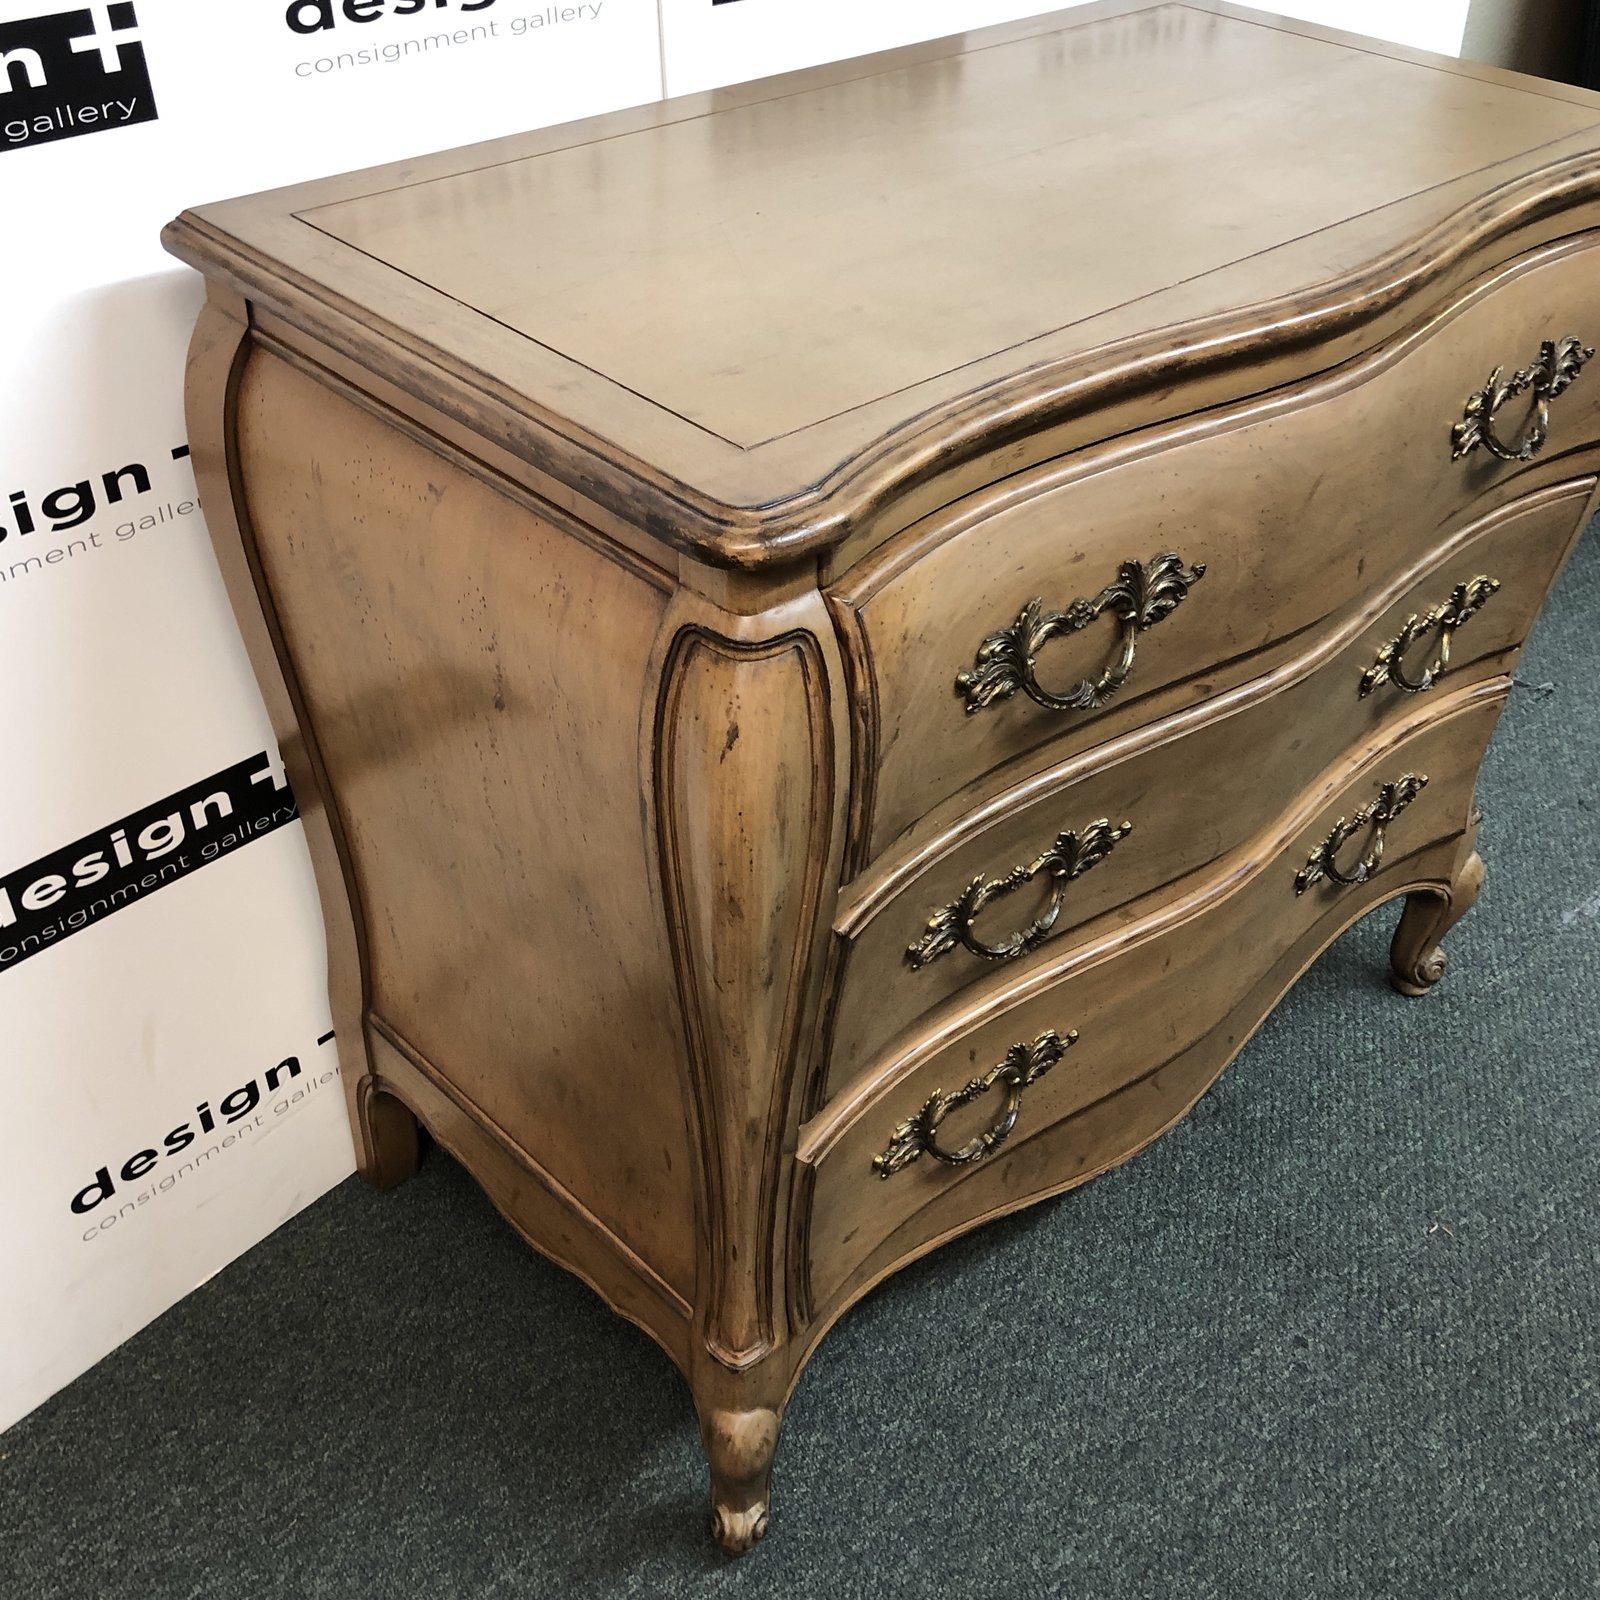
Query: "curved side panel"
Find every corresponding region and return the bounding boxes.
[229,337,700,1306]
[182,289,406,1185]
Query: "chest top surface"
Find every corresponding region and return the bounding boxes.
[165,1,1600,566]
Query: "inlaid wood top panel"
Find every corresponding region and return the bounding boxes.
[299,7,1596,447]
[165,0,1600,562]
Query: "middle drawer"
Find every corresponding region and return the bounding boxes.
[822,475,1591,1099]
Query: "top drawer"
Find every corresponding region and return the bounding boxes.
[836,233,1600,861]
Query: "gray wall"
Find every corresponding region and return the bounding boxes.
[1463,0,1583,80]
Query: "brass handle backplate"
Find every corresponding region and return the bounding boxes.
[872,1029,1076,1178]
[956,553,1206,715]
[1452,335,1592,463]
[1294,774,1429,895]
[906,817,1133,970]
[1359,576,1501,698]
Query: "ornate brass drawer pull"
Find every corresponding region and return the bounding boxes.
[872,1029,1076,1178]
[956,553,1206,715]
[1451,335,1593,463]
[1294,773,1428,895]
[1358,576,1501,698]
[906,817,1133,970]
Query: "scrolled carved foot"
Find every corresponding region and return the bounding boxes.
[710,1498,769,1555]
[1393,943,1450,996]
[702,1406,780,1555]
[1390,849,1485,998]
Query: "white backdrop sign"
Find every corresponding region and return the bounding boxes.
[0,0,662,1434]
[1,0,1466,1433]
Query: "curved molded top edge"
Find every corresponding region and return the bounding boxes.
[755,152,1600,567]
[164,149,1600,573]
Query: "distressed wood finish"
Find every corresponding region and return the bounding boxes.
[844,233,1600,856]
[233,346,701,1301]
[653,612,847,1367]
[168,1,1600,1553]
[801,683,1504,1308]
[825,479,1594,1093]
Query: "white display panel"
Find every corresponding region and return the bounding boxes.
[0,0,664,1434]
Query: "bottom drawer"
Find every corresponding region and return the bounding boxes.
[795,682,1506,1315]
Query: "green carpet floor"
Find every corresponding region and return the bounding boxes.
[5,529,1597,1600]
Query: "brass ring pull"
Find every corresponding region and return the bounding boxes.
[872,1030,1076,1178]
[956,553,1206,715]
[1359,576,1501,698]
[1294,774,1428,895]
[906,817,1132,969]
[1452,336,1593,463]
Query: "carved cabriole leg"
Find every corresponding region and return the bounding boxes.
[1390,825,1486,997]
[651,586,849,1553]
[183,284,421,1189]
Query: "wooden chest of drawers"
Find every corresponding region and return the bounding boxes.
[164,1,1600,1553]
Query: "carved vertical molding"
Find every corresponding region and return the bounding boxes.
[654,622,837,1368]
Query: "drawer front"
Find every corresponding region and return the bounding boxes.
[799,685,1506,1314]
[824,477,1591,1097]
[842,233,1600,859]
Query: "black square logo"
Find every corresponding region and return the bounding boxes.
[0,3,158,155]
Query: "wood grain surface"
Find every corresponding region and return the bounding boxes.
[844,233,1600,853]
[823,479,1592,1095]
[170,1,1600,1552]
[799,684,1504,1311]
[233,346,700,1300]
[164,1,1600,567]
